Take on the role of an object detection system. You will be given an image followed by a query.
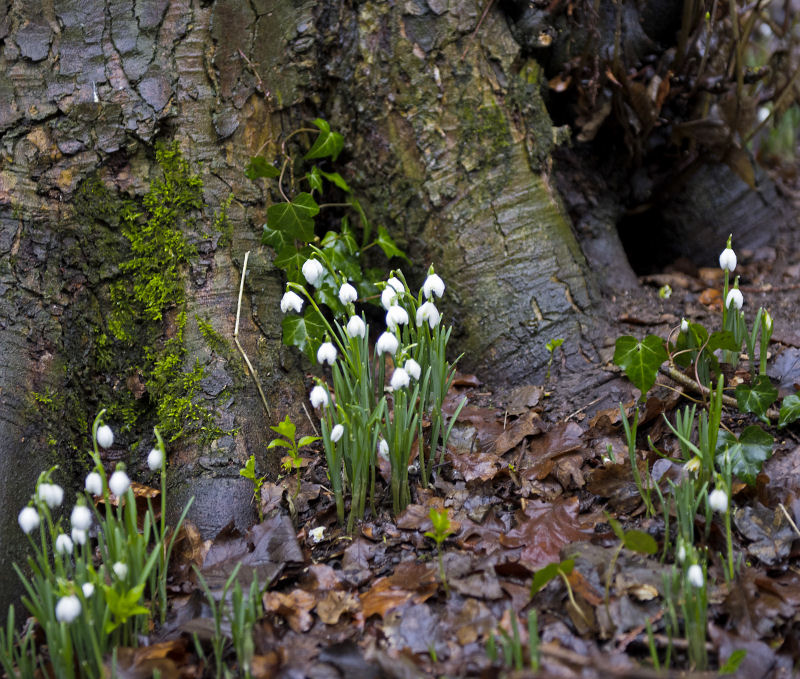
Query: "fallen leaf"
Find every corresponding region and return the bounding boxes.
[445,448,504,482]
[263,589,316,633]
[699,287,723,311]
[316,590,361,625]
[360,562,438,619]
[493,409,544,455]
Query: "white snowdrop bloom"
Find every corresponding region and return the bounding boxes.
[416,301,440,328]
[708,488,728,513]
[376,332,399,356]
[338,282,358,305]
[390,368,410,391]
[719,247,737,272]
[71,528,87,546]
[330,424,344,443]
[82,583,94,598]
[71,504,92,532]
[317,342,338,366]
[310,385,329,409]
[55,595,81,624]
[18,506,40,534]
[726,288,743,310]
[55,534,74,555]
[85,472,103,496]
[346,315,366,338]
[757,106,770,123]
[301,258,324,287]
[147,447,163,471]
[280,290,304,314]
[423,273,445,299]
[676,542,686,563]
[387,277,404,293]
[378,439,389,460]
[108,470,130,498]
[404,358,421,381]
[681,318,689,333]
[381,286,398,310]
[38,483,64,508]
[385,305,409,331]
[687,564,704,588]
[112,562,128,580]
[96,424,114,449]
[309,526,326,543]
[684,456,701,474]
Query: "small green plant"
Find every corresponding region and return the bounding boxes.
[486,609,540,672]
[603,517,658,618]
[424,507,454,595]
[545,337,564,383]
[193,563,242,678]
[239,455,268,522]
[266,415,320,499]
[230,574,263,679]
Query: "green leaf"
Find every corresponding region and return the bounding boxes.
[734,375,778,420]
[262,224,292,252]
[274,245,309,272]
[706,330,739,353]
[613,335,668,396]
[347,196,370,243]
[715,425,773,485]
[271,414,296,440]
[375,224,410,262]
[319,170,351,192]
[245,156,280,180]
[239,455,256,480]
[306,166,323,193]
[297,435,321,448]
[282,308,326,361]
[778,393,800,428]
[102,584,149,633]
[530,559,574,596]
[304,118,344,161]
[266,439,292,449]
[622,529,658,555]
[266,193,320,242]
[719,649,747,675]
[546,338,564,353]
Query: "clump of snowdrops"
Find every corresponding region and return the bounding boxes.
[280,250,465,531]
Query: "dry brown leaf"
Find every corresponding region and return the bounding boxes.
[263,589,316,633]
[493,409,544,455]
[316,590,361,625]
[445,448,504,483]
[360,562,438,619]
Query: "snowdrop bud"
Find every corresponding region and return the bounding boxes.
[423,273,445,299]
[387,277,404,293]
[708,488,728,513]
[346,315,366,338]
[381,286,398,310]
[309,526,326,543]
[301,258,324,287]
[147,447,163,471]
[71,504,92,531]
[378,439,389,460]
[38,483,64,508]
[416,301,440,328]
[757,106,770,123]
[96,424,114,449]
[82,583,94,598]
[310,385,329,409]
[18,506,40,534]
[85,472,103,496]
[764,310,773,331]
[676,542,686,563]
[385,305,409,331]
[404,358,421,381]
[684,456,701,474]
[719,247,737,272]
[390,367,410,390]
[338,282,358,305]
[55,534,74,555]
[112,562,128,580]
[330,424,344,443]
[687,564,704,588]
[726,288,743,310]
[317,342,338,366]
[376,332,399,356]
[55,595,81,624]
[71,528,87,546]
[108,469,130,497]
[681,318,689,333]
[280,290,304,314]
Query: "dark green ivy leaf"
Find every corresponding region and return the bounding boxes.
[735,375,778,421]
[266,192,319,242]
[306,166,323,193]
[320,169,351,192]
[262,224,292,252]
[245,156,280,180]
[304,118,344,162]
[613,335,668,396]
[375,224,409,262]
[778,393,800,428]
[282,307,326,361]
[715,425,773,486]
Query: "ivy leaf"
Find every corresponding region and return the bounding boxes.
[320,169,351,192]
[304,118,344,162]
[282,307,326,361]
[607,518,657,554]
[735,375,778,421]
[613,335,668,396]
[530,559,574,596]
[348,196,370,243]
[266,193,320,242]
[706,330,739,353]
[245,156,280,180]
[715,425,773,486]
[273,245,308,273]
[375,224,410,261]
[262,224,292,251]
[306,166,323,193]
[778,393,800,428]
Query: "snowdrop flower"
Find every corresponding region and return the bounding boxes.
[317,342,338,366]
[386,305,409,331]
[71,504,92,532]
[85,472,103,496]
[404,358,421,381]
[416,301,440,328]
[112,562,128,580]
[680,318,689,333]
[309,526,326,543]
[387,277,404,294]
[378,439,389,460]
[55,595,81,623]
[381,286,399,310]
[764,310,773,331]
[423,272,445,299]
[18,506,40,534]
[726,288,743,310]
[684,456,701,474]
[757,106,770,123]
[346,315,366,338]
[55,534,74,555]
[108,469,130,497]
[338,282,358,305]
[81,583,94,598]
[719,246,737,272]
[280,290,304,313]
[96,424,114,449]
[147,447,163,471]
[390,367,410,390]
[376,332,399,356]
[708,488,728,513]
[687,564,704,588]
[37,483,64,508]
[301,258,324,287]
[676,542,686,563]
[310,385,329,409]
[71,528,87,546]
[330,424,344,443]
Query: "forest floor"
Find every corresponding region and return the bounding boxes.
[122,213,800,678]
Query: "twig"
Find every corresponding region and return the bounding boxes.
[460,0,496,60]
[566,396,604,421]
[237,49,269,97]
[779,503,800,538]
[234,251,271,416]
[301,401,319,437]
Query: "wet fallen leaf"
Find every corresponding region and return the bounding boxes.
[106,642,185,679]
[504,384,544,414]
[360,562,438,619]
[493,409,544,455]
[734,502,796,565]
[263,589,316,633]
[445,448,504,482]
